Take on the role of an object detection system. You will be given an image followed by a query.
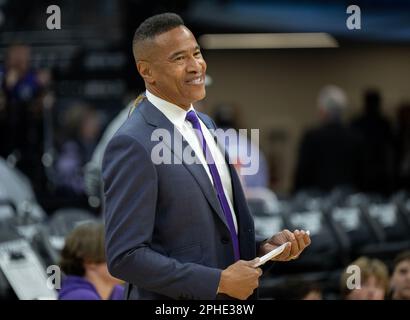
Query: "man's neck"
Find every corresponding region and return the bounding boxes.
[146,87,191,111]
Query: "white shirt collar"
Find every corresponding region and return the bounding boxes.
[146,90,195,129]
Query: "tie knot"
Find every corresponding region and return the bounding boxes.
[185,110,200,126]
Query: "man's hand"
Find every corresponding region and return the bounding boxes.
[218,259,262,300]
[259,229,311,262]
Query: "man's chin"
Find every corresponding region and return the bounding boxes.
[192,90,206,103]
[182,89,206,106]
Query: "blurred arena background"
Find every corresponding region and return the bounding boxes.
[0,0,409,300]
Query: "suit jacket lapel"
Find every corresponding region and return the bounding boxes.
[138,101,229,229]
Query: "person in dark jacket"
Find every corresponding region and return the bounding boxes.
[58,222,124,300]
[350,89,395,194]
[294,85,364,193]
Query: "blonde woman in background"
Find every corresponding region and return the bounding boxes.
[340,257,389,300]
[58,222,124,300]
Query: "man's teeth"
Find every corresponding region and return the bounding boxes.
[188,77,202,84]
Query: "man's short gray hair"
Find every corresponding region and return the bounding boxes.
[317,85,348,118]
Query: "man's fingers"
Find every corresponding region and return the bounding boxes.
[262,243,275,252]
[243,260,263,276]
[283,229,295,242]
[303,232,311,246]
[273,242,292,260]
[245,258,263,268]
[295,230,307,252]
[289,229,301,257]
[283,229,298,254]
[246,258,260,266]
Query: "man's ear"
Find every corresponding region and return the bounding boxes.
[137,61,155,84]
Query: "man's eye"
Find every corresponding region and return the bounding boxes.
[175,56,184,61]
[194,51,202,57]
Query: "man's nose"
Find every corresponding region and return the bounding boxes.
[186,56,203,73]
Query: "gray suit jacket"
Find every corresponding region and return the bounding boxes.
[102,99,259,300]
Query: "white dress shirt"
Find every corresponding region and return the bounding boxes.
[146,90,238,233]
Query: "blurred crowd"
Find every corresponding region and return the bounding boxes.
[1,44,409,214]
[0,44,105,211]
[0,45,51,190]
[269,251,410,300]
[294,85,410,196]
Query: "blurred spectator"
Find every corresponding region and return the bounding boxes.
[84,97,138,204]
[58,222,124,300]
[389,250,410,300]
[55,103,102,195]
[395,103,410,189]
[294,85,364,193]
[273,278,322,300]
[340,257,389,300]
[350,89,395,195]
[213,103,270,190]
[0,44,50,179]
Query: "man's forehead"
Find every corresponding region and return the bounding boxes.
[154,26,198,53]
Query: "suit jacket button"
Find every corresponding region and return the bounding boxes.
[221,237,230,244]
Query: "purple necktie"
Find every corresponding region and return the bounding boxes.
[185,110,240,261]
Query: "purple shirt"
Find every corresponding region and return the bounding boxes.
[58,275,124,300]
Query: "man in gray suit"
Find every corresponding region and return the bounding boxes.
[102,13,311,300]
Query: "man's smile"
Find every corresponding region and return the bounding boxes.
[185,75,205,85]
